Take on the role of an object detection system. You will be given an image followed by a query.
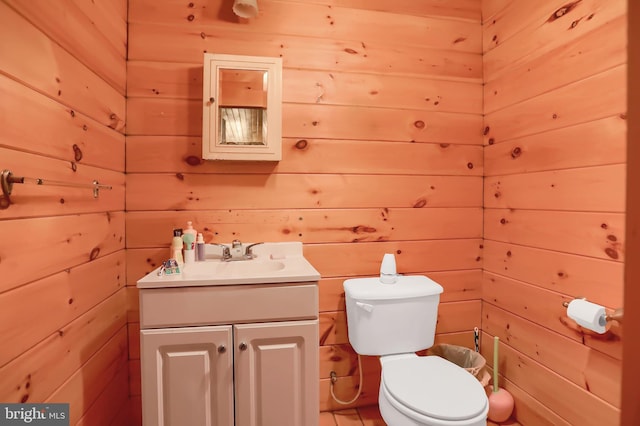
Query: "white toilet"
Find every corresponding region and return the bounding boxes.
[344,275,489,426]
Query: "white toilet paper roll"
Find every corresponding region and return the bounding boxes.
[567,299,607,334]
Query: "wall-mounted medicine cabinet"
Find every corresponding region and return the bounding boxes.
[202,53,282,161]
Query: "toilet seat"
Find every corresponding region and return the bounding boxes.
[382,356,488,422]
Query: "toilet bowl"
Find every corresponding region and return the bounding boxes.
[378,355,488,426]
[343,272,489,426]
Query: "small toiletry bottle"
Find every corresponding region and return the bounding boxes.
[182,233,195,264]
[196,233,205,261]
[183,221,198,250]
[171,228,184,265]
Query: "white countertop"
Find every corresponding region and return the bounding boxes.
[137,241,321,289]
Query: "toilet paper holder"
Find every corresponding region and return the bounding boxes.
[562,297,624,324]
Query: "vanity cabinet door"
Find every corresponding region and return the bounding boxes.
[140,326,233,426]
[234,320,319,426]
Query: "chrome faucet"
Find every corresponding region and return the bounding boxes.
[209,243,231,261]
[230,239,244,260]
[228,240,265,260]
[244,242,264,259]
[210,240,264,261]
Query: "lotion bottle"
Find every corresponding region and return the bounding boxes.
[171,228,184,265]
[183,221,198,250]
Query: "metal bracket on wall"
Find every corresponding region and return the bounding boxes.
[0,169,112,209]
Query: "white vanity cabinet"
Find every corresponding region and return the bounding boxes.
[138,282,319,426]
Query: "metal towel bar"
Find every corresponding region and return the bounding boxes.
[1,169,112,208]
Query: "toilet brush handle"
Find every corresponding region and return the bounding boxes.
[493,336,499,393]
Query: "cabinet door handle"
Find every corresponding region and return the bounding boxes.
[217,344,226,354]
[238,342,248,351]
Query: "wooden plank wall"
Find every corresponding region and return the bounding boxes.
[0,1,128,425]
[482,0,626,425]
[620,1,640,426]
[125,0,484,420]
[621,2,640,425]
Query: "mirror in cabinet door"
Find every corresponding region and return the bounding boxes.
[203,53,282,161]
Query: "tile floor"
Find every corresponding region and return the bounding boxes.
[320,405,521,426]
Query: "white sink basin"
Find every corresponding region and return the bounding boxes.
[183,259,286,278]
[137,242,320,288]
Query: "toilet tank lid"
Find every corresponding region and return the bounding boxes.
[344,276,443,300]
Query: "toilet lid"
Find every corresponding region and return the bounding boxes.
[382,356,487,421]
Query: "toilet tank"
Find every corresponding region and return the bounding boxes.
[344,276,443,356]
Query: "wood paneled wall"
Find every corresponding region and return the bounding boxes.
[482,1,626,424]
[125,0,484,418]
[0,1,631,424]
[621,2,640,424]
[0,0,127,424]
